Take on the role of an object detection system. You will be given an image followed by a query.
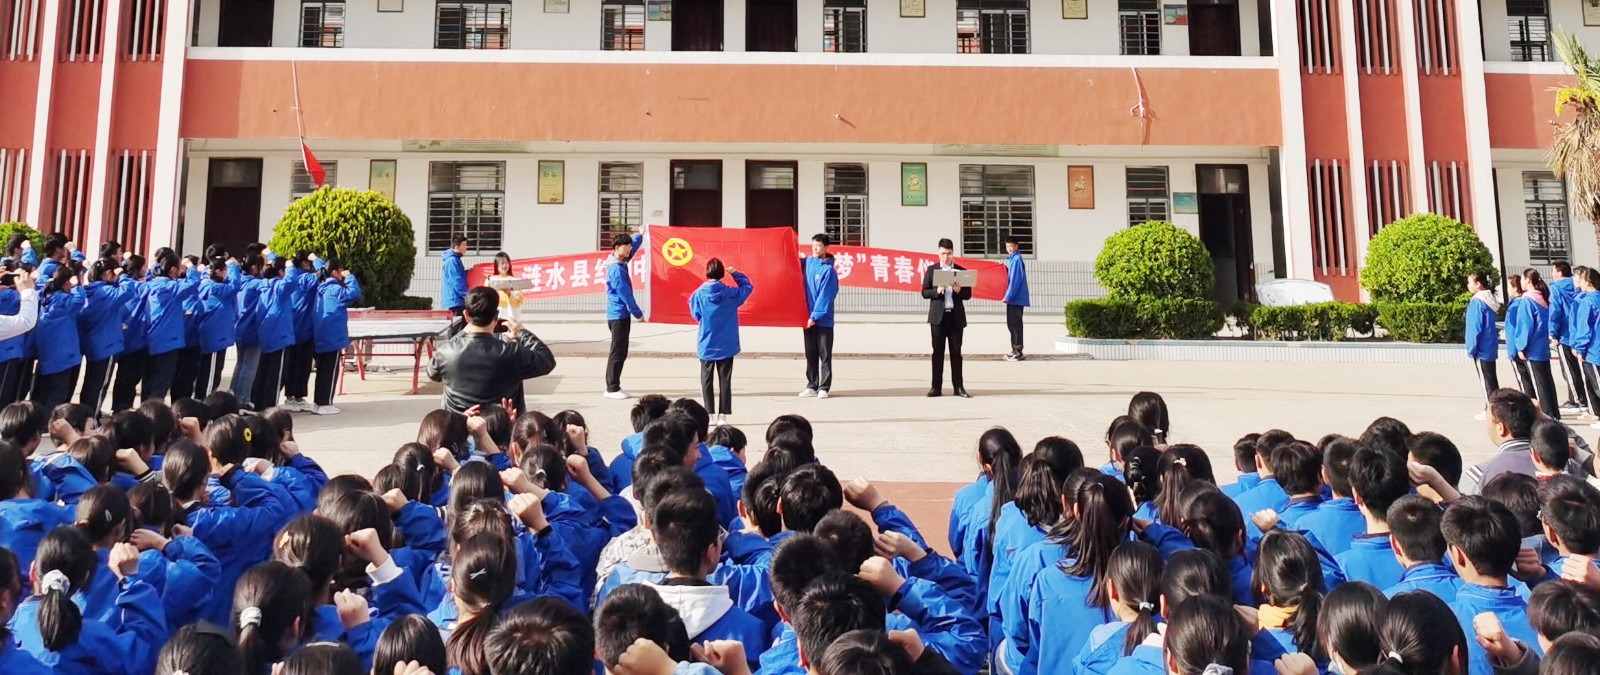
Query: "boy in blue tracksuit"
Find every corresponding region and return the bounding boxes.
[441,235,469,316]
[253,262,296,410]
[1335,447,1411,590]
[76,259,130,413]
[169,258,206,401]
[140,256,200,403]
[229,257,265,409]
[603,232,643,399]
[1465,272,1501,407]
[1549,262,1585,411]
[29,271,85,410]
[642,487,768,668]
[0,277,33,405]
[108,256,149,412]
[1294,439,1365,556]
[191,259,241,399]
[310,260,361,414]
[1383,496,1463,600]
[1003,236,1029,361]
[281,253,322,411]
[1506,278,1560,418]
[800,234,838,399]
[1444,497,1542,675]
[689,259,753,425]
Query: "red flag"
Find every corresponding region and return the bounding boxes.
[647,226,808,328]
[300,142,326,188]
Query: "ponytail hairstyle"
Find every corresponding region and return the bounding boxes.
[1122,445,1161,508]
[137,400,178,452]
[1371,591,1467,675]
[978,427,1024,556]
[316,257,344,283]
[372,465,407,501]
[1524,268,1551,298]
[1107,541,1164,656]
[1154,444,1215,521]
[154,623,244,675]
[128,481,182,537]
[264,407,294,442]
[1177,485,1246,559]
[1318,581,1388,673]
[519,443,568,493]
[0,546,20,635]
[1166,595,1251,675]
[1045,467,1104,544]
[204,414,251,468]
[475,404,513,453]
[88,257,118,283]
[446,461,505,517]
[1161,549,1233,610]
[1544,634,1600,675]
[1015,437,1084,528]
[512,410,561,460]
[1252,531,1326,658]
[73,483,131,546]
[0,439,33,499]
[448,533,519,675]
[418,409,470,461]
[33,526,95,651]
[447,499,516,559]
[43,264,72,294]
[1064,473,1136,607]
[281,642,363,675]
[122,254,146,281]
[315,474,373,513]
[391,442,440,504]
[272,515,344,599]
[242,415,284,466]
[1127,392,1170,446]
[160,439,211,502]
[1105,416,1152,467]
[65,436,115,483]
[374,614,449,675]
[318,491,395,591]
[551,409,590,455]
[233,561,314,675]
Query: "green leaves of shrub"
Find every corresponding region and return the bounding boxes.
[269,187,418,309]
[0,223,44,255]
[1064,298,1224,339]
[1232,302,1379,341]
[1374,302,1469,343]
[1360,213,1494,304]
[1095,221,1216,300]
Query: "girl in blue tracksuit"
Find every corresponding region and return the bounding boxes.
[0,266,31,406]
[230,257,265,409]
[71,484,220,626]
[1069,542,1164,675]
[12,527,168,674]
[253,259,296,410]
[141,255,200,403]
[949,427,1020,624]
[988,446,1087,653]
[170,256,206,401]
[1252,531,1326,668]
[1576,266,1600,419]
[281,253,321,412]
[109,255,149,412]
[29,266,85,410]
[1508,269,1561,418]
[689,259,753,425]
[0,548,49,673]
[192,258,242,398]
[0,441,71,577]
[1465,271,1501,406]
[76,258,129,413]
[311,259,361,415]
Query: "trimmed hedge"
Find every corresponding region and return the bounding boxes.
[1375,301,1468,344]
[1064,298,1225,340]
[270,187,417,309]
[1095,221,1216,300]
[1361,213,1495,303]
[387,295,434,311]
[1232,302,1378,341]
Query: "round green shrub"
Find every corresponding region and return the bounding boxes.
[1360,213,1494,304]
[269,187,417,309]
[1094,221,1215,300]
[0,223,44,257]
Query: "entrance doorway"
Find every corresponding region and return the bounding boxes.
[747,0,797,52]
[745,161,797,230]
[218,0,275,46]
[672,0,724,51]
[671,161,723,228]
[1188,0,1241,56]
[1196,165,1254,302]
[204,158,263,255]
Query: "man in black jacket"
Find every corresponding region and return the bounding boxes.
[921,238,972,398]
[427,287,556,413]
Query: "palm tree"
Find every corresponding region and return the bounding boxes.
[1550,29,1600,226]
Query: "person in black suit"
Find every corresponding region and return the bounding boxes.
[922,238,973,398]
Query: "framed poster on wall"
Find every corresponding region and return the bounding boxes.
[369,160,397,202]
[538,161,565,204]
[377,0,402,11]
[647,0,671,20]
[1588,0,1600,26]
[902,163,928,206]
[1062,0,1087,19]
[1068,166,1094,209]
[900,0,925,18]
[544,0,569,12]
[1173,192,1199,214]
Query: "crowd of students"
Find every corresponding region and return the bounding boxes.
[1,375,1599,673]
[0,233,362,419]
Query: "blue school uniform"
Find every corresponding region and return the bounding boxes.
[144,275,200,356]
[1466,294,1500,362]
[0,288,26,364]
[184,468,297,626]
[115,277,149,356]
[689,272,753,361]
[1006,561,1117,675]
[1233,477,1290,537]
[234,274,263,349]
[604,243,644,321]
[986,501,1047,646]
[0,498,71,576]
[948,475,991,580]
[1552,277,1577,346]
[1222,472,1263,498]
[756,579,985,675]
[609,432,644,492]
[646,582,769,667]
[1099,462,1123,481]
[30,289,83,375]
[1004,250,1029,307]
[0,641,49,675]
[286,265,319,345]
[706,444,746,495]
[1384,562,1463,601]
[1294,497,1365,556]
[694,443,740,529]
[313,275,361,354]
[257,277,296,353]
[1229,553,1256,606]
[1276,496,1322,529]
[1452,583,1541,675]
[1335,533,1405,589]
[804,256,838,327]
[12,577,167,675]
[1573,291,1600,365]
[36,257,59,282]
[76,279,129,362]
[441,249,468,311]
[1073,621,1134,675]
[196,267,241,355]
[1506,295,1553,362]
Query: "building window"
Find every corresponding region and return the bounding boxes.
[428,162,505,253]
[824,0,866,53]
[603,0,645,50]
[1119,0,1161,55]
[598,163,643,249]
[956,0,1029,54]
[290,160,338,201]
[1524,171,1570,265]
[1507,0,1550,62]
[823,164,868,247]
[300,0,345,48]
[959,165,1034,257]
[1126,166,1170,226]
[436,0,510,50]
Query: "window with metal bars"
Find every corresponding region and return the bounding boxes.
[956,0,1028,54]
[1126,166,1170,227]
[60,0,106,60]
[428,162,505,253]
[598,163,643,249]
[1524,171,1570,265]
[300,0,345,48]
[1119,0,1160,55]
[602,0,644,51]
[290,160,338,201]
[123,0,164,59]
[436,1,510,50]
[959,165,1034,257]
[1507,0,1550,62]
[823,164,868,247]
[824,0,866,53]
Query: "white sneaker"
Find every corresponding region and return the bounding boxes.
[799,388,817,398]
[285,398,312,413]
[602,391,630,400]
[313,405,341,416]
[1473,411,1487,421]
[817,390,831,399]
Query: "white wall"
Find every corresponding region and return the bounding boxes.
[1494,166,1600,272]
[1480,2,1600,63]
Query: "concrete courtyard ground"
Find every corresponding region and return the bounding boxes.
[291,313,1513,552]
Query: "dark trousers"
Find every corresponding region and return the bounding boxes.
[803,325,834,392]
[193,350,226,398]
[1473,358,1499,400]
[606,317,631,393]
[313,350,341,406]
[111,349,148,411]
[1585,361,1600,418]
[79,358,113,413]
[0,358,27,407]
[169,346,202,401]
[253,349,285,410]
[1561,344,1587,406]
[284,340,314,399]
[143,350,179,402]
[1514,359,1562,417]
[31,365,78,410]
[699,358,734,415]
[931,314,965,391]
[1006,305,1025,353]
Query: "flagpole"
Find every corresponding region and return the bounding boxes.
[291,60,306,141]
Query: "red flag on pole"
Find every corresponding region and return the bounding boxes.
[300,141,326,188]
[646,226,809,328]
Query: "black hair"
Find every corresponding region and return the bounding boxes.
[1044,467,1111,545]
[1360,417,1413,458]
[484,598,595,675]
[1532,418,1574,472]
[34,526,94,651]
[519,443,568,494]
[1153,444,1215,521]
[1177,486,1246,559]
[779,463,844,533]
[637,467,705,523]
[1545,634,1600,675]
[1317,582,1388,672]
[793,572,887,669]
[264,407,294,442]
[641,418,692,466]
[1108,541,1163,655]
[707,424,747,452]
[128,481,182,537]
[1440,496,1522,579]
[1106,418,1152,466]
[511,410,560,455]
[449,533,519,675]
[1252,531,1325,657]
[234,561,315,675]
[170,398,211,430]
[417,408,470,460]
[705,258,725,280]
[1540,475,1600,555]
[106,410,155,456]
[1161,549,1232,609]
[610,233,634,249]
[447,462,504,518]
[814,509,877,572]
[632,394,672,434]
[1233,433,1262,472]
[1127,391,1170,445]
[651,486,721,577]
[391,443,440,504]
[320,490,396,591]
[1065,473,1135,608]
[767,429,817,466]
[1165,596,1250,675]
[817,629,914,675]
[280,642,362,675]
[155,623,244,675]
[771,533,842,618]
[373,614,448,675]
[936,238,954,251]
[1488,388,1537,439]
[1371,591,1466,675]
[1482,472,1542,538]
[1349,446,1409,523]
[1320,435,1360,497]
[66,435,115,483]
[1123,444,1162,506]
[813,232,834,246]
[595,584,692,668]
[451,235,469,247]
[766,414,815,447]
[978,427,1023,559]
[741,458,789,538]
[1525,267,1552,298]
[1014,442,1076,529]
[1387,495,1447,563]
[316,474,373,513]
[271,515,343,598]
[3,233,27,257]
[161,439,211,501]
[549,409,587,451]
[446,500,516,561]
[1557,260,1575,276]
[667,398,711,443]
[202,390,240,420]
[73,483,131,545]
[0,440,27,500]
[1529,579,1600,641]
[1256,429,1297,465]
[1270,440,1323,496]
[138,400,178,449]
[242,414,284,466]
[50,403,92,434]
[0,401,46,447]
[204,414,251,467]
[478,404,513,451]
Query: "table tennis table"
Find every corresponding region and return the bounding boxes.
[345,310,453,395]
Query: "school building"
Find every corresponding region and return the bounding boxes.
[0,0,1591,309]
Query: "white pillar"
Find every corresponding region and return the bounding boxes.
[1338,0,1372,263]
[1274,0,1315,278]
[1392,0,1431,211]
[24,0,64,229]
[85,0,123,244]
[148,0,193,249]
[1454,0,1501,270]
